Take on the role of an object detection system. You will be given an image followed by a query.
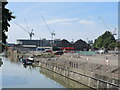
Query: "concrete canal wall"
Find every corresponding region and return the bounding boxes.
[6,49,120,89]
[38,60,120,89]
[40,67,92,89]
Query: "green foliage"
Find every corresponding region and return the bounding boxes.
[2,2,15,50]
[115,41,120,47]
[92,31,116,49]
[108,42,116,50]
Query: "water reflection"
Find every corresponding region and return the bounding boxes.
[2,57,64,88]
[40,68,92,89]
[23,64,34,68]
[0,58,3,67]
[2,56,92,89]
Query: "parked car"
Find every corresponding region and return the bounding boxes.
[54,51,64,55]
[96,50,105,54]
[45,50,52,53]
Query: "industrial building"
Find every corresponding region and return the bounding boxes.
[16,39,91,51]
[17,39,61,47]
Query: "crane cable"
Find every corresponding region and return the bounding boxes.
[24,18,34,35]
[24,18,30,31]
[14,22,30,34]
[41,16,52,34]
[98,16,117,35]
[98,17,111,31]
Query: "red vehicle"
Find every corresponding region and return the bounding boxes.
[61,47,75,53]
[45,50,52,53]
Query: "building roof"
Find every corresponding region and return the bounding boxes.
[37,47,52,48]
[7,43,15,47]
[23,45,37,48]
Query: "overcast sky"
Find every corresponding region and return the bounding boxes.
[6,2,118,43]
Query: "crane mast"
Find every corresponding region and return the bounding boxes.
[41,16,55,47]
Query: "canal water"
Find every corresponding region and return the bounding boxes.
[1,56,90,89]
[1,57,64,88]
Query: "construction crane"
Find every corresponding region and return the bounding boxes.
[51,31,55,41]
[98,16,117,36]
[14,21,34,40]
[23,18,35,40]
[41,16,55,46]
[29,29,34,40]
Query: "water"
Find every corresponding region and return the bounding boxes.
[1,57,64,88]
[0,56,91,89]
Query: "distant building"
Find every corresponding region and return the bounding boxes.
[13,44,37,51]
[88,40,93,44]
[22,45,37,51]
[17,39,61,47]
[54,39,61,47]
[17,39,91,51]
[88,40,93,46]
[74,39,91,50]
[7,43,15,47]
[36,47,52,52]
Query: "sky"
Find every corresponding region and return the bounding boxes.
[6,2,118,43]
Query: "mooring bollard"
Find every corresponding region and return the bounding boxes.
[97,80,100,88]
[107,83,110,88]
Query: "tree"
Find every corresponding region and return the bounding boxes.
[116,41,120,47]
[92,31,116,50]
[2,2,15,51]
[108,42,116,50]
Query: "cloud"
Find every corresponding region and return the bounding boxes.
[78,20,95,25]
[60,22,72,25]
[41,18,80,25]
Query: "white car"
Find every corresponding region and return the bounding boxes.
[98,50,105,54]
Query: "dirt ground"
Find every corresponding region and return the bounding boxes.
[59,53,119,66]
